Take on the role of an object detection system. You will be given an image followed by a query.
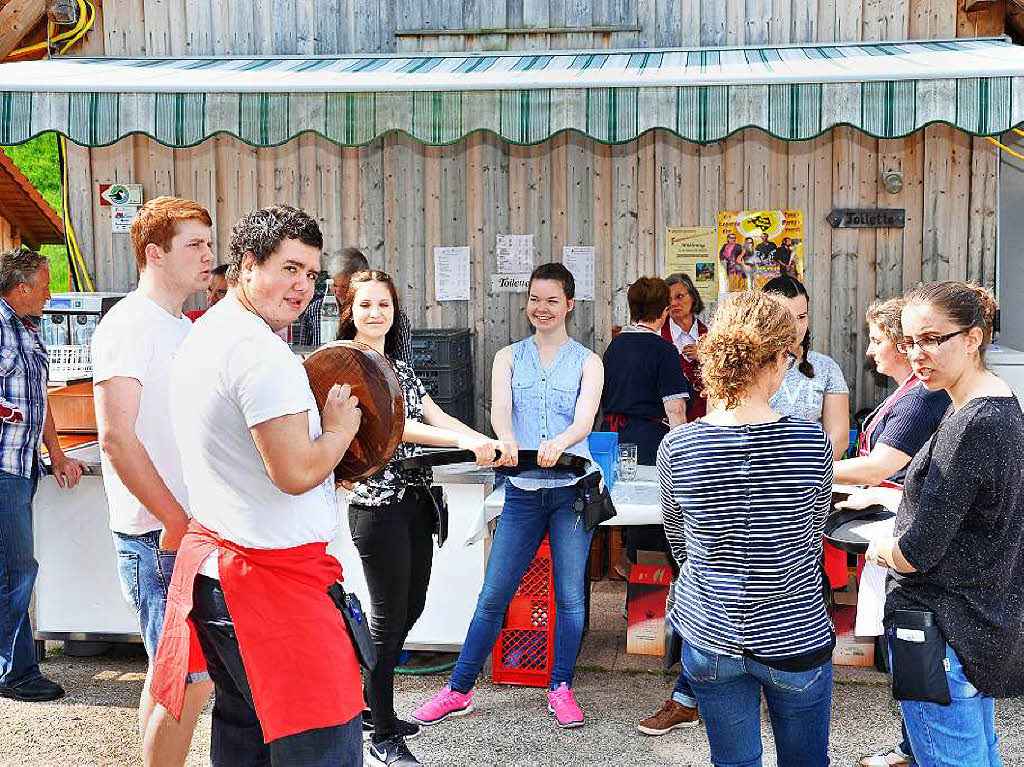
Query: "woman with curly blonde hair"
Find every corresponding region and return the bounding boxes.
[655,291,836,766]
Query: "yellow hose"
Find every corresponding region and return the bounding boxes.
[57,134,94,292]
[986,136,1024,163]
[7,0,94,59]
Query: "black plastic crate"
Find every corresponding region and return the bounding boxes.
[418,364,473,400]
[433,393,475,426]
[411,328,472,368]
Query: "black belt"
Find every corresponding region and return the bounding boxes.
[399,449,589,476]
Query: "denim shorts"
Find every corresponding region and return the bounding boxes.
[113,530,208,682]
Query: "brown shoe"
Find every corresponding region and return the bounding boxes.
[637,699,699,736]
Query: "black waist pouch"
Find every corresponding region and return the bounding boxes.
[328,583,377,671]
[886,609,951,705]
[573,471,616,531]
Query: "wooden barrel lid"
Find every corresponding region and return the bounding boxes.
[303,341,405,482]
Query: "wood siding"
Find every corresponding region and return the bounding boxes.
[67,0,1005,420]
[75,0,1005,54]
[76,127,999,419]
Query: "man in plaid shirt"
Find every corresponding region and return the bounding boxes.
[0,248,85,703]
[292,247,414,362]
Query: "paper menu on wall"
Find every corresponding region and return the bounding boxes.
[433,246,471,301]
[562,246,595,301]
[496,234,534,274]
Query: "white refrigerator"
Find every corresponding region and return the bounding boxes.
[989,345,1024,401]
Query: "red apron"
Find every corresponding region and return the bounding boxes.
[662,320,708,420]
[150,521,364,743]
[857,374,921,489]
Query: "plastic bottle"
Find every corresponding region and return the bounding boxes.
[319,279,340,344]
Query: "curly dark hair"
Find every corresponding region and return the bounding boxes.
[226,205,323,283]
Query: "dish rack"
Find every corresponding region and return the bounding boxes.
[48,345,92,384]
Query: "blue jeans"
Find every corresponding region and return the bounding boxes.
[682,642,832,767]
[113,530,177,660]
[0,468,40,686]
[897,643,1001,767]
[450,483,593,692]
[671,667,698,708]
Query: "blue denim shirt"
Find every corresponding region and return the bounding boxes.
[507,335,592,491]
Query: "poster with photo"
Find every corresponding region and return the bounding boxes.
[716,210,805,293]
[664,227,718,304]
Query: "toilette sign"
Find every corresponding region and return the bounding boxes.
[491,274,530,293]
[827,209,906,228]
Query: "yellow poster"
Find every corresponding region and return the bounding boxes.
[716,210,805,293]
[664,227,718,304]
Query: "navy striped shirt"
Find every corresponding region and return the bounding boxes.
[658,417,834,666]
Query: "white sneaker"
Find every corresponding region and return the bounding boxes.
[859,745,914,767]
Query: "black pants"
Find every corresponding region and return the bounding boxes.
[349,487,435,739]
[190,575,363,766]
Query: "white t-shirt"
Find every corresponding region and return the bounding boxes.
[170,292,338,551]
[92,290,193,534]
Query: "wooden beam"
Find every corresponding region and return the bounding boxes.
[963,0,998,9]
[0,0,47,59]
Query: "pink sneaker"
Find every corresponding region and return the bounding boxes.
[547,683,585,728]
[411,685,474,725]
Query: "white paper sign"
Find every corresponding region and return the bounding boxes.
[433,246,471,301]
[491,273,531,293]
[562,245,595,301]
[111,205,138,233]
[496,234,534,274]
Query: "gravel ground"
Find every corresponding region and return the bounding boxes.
[2,645,1024,766]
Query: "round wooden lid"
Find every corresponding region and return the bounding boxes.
[303,341,405,482]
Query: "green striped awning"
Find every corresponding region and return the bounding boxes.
[2,37,1023,147]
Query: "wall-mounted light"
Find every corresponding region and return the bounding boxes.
[882,170,903,194]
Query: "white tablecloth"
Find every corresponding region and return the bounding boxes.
[466,464,662,544]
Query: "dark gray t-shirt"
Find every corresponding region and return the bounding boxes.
[886,396,1024,697]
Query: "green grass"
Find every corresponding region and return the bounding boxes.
[2,133,73,292]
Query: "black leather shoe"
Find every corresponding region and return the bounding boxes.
[0,676,65,702]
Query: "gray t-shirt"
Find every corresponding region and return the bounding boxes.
[769,350,849,423]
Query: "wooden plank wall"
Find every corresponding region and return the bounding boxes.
[70,0,1005,420]
[70,0,1006,54]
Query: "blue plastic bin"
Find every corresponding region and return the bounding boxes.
[588,431,619,489]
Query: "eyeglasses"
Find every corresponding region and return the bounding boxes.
[895,329,967,354]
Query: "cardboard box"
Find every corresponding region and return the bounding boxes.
[627,556,673,656]
[830,603,875,667]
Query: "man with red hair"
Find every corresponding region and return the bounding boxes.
[92,196,215,765]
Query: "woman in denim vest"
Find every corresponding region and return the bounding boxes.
[414,263,604,730]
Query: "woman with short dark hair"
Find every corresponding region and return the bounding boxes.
[414,263,604,730]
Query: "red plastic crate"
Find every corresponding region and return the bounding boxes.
[491,537,557,687]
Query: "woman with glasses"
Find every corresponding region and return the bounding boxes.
[834,297,949,489]
[833,298,949,767]
[659,291,835,766]
[841,282,1024,767]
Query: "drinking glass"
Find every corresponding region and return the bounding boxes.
[617,443,638,481]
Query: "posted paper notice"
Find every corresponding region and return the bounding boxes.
[496,234,534,274]
[562,246,595,301]
[434,246,471,301]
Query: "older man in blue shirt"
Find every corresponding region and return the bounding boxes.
[0,248,84,703]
